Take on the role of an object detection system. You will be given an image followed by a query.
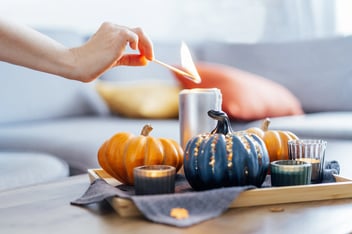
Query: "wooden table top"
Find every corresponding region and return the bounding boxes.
[0,173,352,234]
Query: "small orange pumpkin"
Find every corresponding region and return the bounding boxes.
[97,124,184,185]
[245,118,299,162]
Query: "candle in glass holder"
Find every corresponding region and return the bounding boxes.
[296,158,321,183]
[133,165,176,195]
[288,139,327,183]
[270,160,312,186]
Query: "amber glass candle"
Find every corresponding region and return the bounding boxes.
[133,165,176,195]
[288,139,327,183]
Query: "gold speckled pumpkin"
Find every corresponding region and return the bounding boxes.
[245,118,299,162]
[183,110,269,191]
[97,124,183,185]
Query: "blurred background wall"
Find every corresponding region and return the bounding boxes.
[1,0,351,42]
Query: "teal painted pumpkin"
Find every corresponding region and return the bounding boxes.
[183,110,269,190]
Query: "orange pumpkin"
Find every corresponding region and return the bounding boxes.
[97,124,184,185]
[245,118,299,162]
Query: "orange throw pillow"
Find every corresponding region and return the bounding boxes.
[173,62,304,121]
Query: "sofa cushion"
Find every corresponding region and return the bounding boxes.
[173,62,303,121]
[1,113,351,175]
[242,112,352,140]
[198,36,352,113]
[0,29,108,125]
[0,116,181,174]
[0,152,69,191]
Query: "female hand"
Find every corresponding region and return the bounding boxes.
[70,22,155,82]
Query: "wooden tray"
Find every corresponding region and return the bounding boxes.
[88,168,352,217]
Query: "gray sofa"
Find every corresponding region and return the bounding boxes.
[1,29,352,190]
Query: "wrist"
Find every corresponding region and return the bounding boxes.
[64,47,102,83]
[55,48,81,81]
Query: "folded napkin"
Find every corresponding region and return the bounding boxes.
[323,160,340,182]
[71,174,254,227]
[71,160,340,227]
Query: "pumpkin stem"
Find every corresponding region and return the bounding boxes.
[141,124,153,136]
[208,110,233,135]
[261,118,271,131]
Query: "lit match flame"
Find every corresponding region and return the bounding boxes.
[180,41,201,84]
[152,42,201,84]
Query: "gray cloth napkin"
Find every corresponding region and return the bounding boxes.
[323,160,340,182]
[71,160,339,227]
[71,174,254,227]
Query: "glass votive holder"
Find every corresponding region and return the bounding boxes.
[288,139,327,184]
[133,165,176,195]
[270,160,312,187]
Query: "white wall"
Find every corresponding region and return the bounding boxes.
[1,0,351,42]
[336,0,352,36]
[1,0,267,42]
[1,0,174,34]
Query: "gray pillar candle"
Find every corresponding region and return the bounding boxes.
[179,88,222,149]
[134,165,176,195]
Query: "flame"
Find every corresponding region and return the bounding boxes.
[180,42,201,84]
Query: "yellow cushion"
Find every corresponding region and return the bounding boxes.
[96,81,181,119]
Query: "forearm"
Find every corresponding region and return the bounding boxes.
[0,18,75,79]
[0,19,154,83]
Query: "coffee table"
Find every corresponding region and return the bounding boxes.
[1,139,352,233]
[0,171,352,234]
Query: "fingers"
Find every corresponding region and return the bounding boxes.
[125,30,138,51]
[97,22,154,67]
[117,54,148,66]
[131,27,154,61]
[113,25,154,62]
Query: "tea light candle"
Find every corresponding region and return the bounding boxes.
[133,165,176,195]
[270,160,312,187]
